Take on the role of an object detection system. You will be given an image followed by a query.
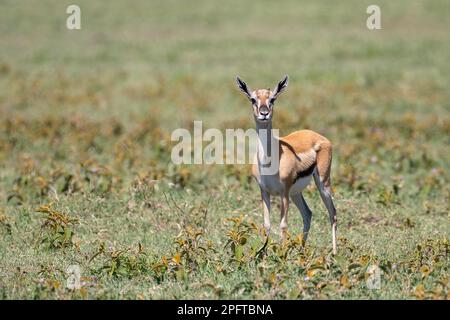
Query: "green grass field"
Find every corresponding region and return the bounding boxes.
[0,0,449,299]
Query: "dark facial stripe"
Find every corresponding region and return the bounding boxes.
[293,164,316,184]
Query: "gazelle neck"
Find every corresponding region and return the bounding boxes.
[256,120,277,168]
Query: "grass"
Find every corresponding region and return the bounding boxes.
[0,0,449,299]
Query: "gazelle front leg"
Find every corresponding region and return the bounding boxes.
[260,187,271,237]
[280,194,289,241]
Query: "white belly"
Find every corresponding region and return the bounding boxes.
[289,174,313,196]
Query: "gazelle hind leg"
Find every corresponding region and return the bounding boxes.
[291,193,312,242]
[313,170,337,255]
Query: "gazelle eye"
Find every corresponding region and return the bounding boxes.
[269,98,276,105]
[250,98,256,104]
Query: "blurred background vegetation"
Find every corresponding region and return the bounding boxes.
[0,0,448,299]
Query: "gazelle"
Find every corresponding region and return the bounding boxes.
[236,75,337,254]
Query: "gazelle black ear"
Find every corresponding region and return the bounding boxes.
[236,76,252,99]
[272,75,289,100]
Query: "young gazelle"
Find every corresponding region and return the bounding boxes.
[236,75,338,254]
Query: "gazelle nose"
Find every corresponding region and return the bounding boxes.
[260,110,269,116]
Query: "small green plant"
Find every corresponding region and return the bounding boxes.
[0,212,13,235]
[173,225,212,270]
[36,203,78,249]
[92,243,151,279]
[224,215,270,266]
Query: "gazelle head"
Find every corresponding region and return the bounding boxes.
[236,75,289,124]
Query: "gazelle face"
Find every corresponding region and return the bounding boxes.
[250,89,274,123]
[236,75,289,125]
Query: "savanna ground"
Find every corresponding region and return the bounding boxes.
[0,0,449,300]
